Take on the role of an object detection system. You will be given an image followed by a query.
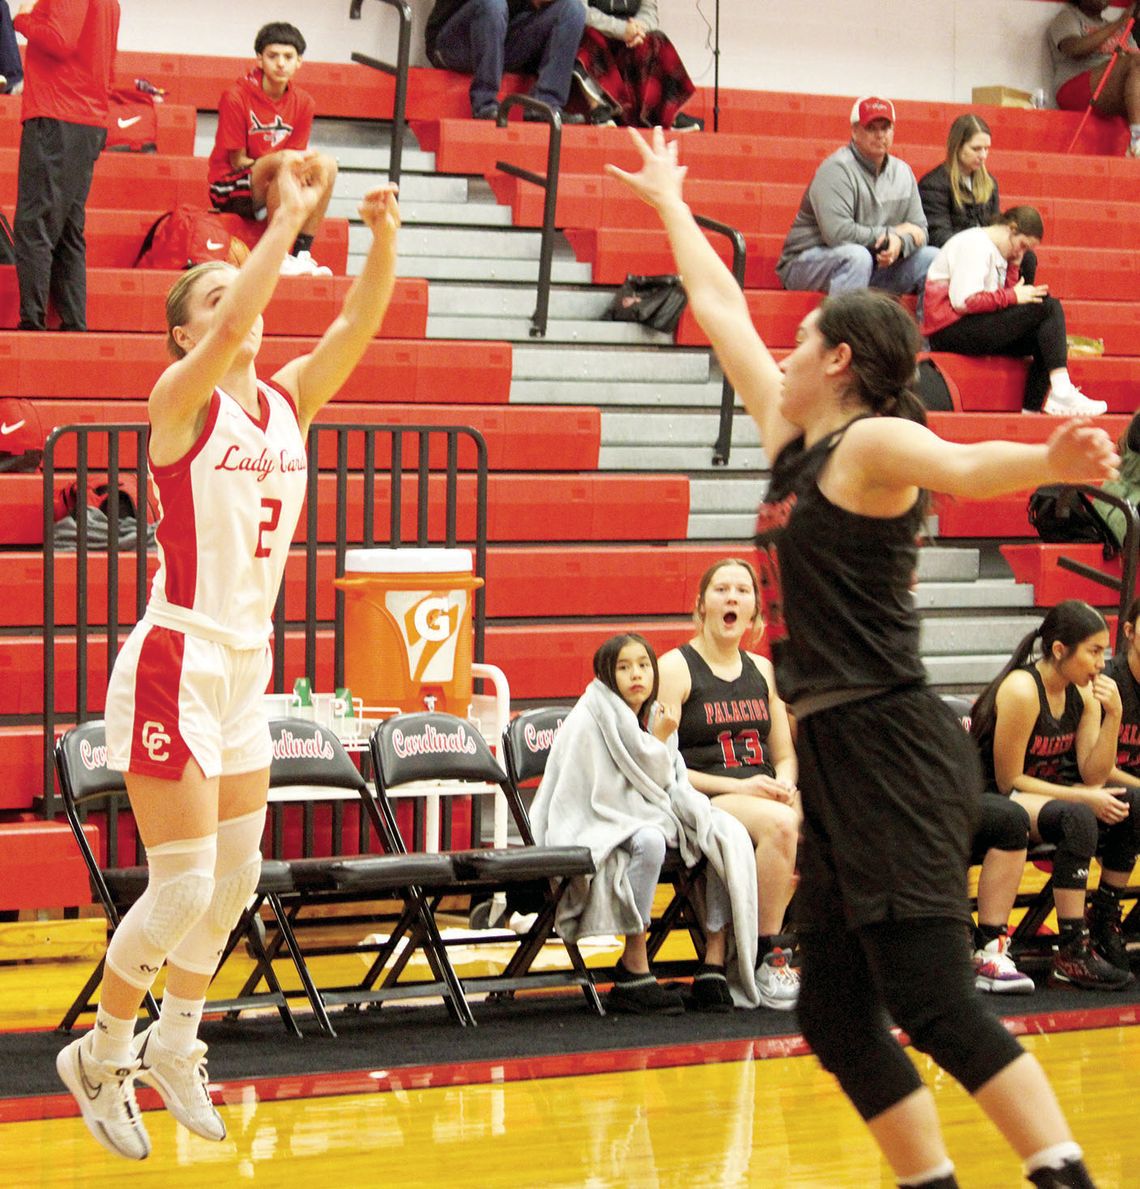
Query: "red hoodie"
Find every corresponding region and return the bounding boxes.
[207,69,315,185]
[14,0,120,128]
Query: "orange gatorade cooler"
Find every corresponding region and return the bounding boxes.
[334,548,484,717]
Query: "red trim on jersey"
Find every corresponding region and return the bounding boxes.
[262,376,301,425]
[127,626,194,779]
[148,389,222,478]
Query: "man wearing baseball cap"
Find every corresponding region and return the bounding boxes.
[777,96,937,309]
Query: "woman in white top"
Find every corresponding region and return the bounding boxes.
[922,206,1104,418]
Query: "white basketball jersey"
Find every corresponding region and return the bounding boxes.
[146,379,307,648]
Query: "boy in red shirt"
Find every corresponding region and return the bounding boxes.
[208,22,338,276]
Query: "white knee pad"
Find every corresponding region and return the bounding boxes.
[105,836,218,991]
[169,806,267,977]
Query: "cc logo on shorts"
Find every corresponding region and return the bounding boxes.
[141,720,172,763]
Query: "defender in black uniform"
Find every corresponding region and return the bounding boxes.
[610,126,1117,1189]
[971,601,1138,987]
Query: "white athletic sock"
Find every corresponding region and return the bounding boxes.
[897,1158,955,1186]
[90,1006,137,1066]
[1025,1142,1083,1175]
[156,991,205,1056]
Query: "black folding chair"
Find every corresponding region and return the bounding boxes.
[501,706,706,978]
[54,721,303,1037]
[232,718,475,1032]
[371,712,604,1016]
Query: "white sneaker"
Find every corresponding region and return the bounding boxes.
[56,1033,151,1161]
[1043,379,1107,417]
[973,934,1035,994]
[291,249,333,277]
[132,1023,226,1142]
[755,946,799,1011]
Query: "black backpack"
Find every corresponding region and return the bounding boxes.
[1027,485,1119,559]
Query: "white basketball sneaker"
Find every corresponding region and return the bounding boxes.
[755,946,800,1010]
[973,934,1035,994]
[132,1023,226,1141]
[1043,377,1107,417]
[56,1032,151,1160]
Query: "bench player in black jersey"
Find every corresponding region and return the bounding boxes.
[658,558,801,1011]
[971,600,1137,991]
[608,125,1118,1189]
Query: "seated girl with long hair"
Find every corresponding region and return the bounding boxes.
[530,633,760,1014]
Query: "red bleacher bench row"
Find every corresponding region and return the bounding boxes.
[0,267,428,338]
[0,94,195,155]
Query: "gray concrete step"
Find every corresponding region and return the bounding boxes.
[509,379,725,407]
[334,171,469,204]
[430,283,614,320]
[426,314,670,345]
[511,345,711,383]
[386,256,594,283]
[925,655,1007,686]
[390,226,562,261]
[602,446,765,472]
[919,615,1041,656]
[600,411,762,472]
[913,579,1036,610]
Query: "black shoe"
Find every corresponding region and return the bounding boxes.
[1050,928,1134,991]
[1087,890,1131,973]
[685,966,733,1013]
[671,111,704,132]
[1028,1157,1097,1188]
[606,965,685,1015]
[472,103,499,120]
[523,109,585,125]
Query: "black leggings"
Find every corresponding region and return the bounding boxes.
[1035,790,1140,888]
[928,294,1067,412]
[797,918,1024,1121]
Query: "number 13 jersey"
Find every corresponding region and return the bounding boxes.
[677,643,775,780]
[147,379,307,649]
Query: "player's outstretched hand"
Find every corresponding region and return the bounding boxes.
[359,184,401,239]
[605,125,687,212]
[277,152,325,223]
[1046,418,1119,484]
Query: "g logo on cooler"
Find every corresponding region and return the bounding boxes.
[141,720,171,763]
[413,597,452,643]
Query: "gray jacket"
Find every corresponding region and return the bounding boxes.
[776,142,928,279]
[581,0,660,41]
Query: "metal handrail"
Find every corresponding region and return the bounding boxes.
[349,0,412,188]
[1051,485,1139,653]
[693,213,747,466]
[495,95,563,338]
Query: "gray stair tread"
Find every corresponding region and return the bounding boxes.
[426,315,670,344]
[511,346,710,382]
[387,226,558,260]
[335,172,468,203]
[384,257,594,283]
[919,616,1043,655]
[602,412,761,448]
[913,580,1036,609]
[370,201,515,227]
[510,379,726,406]
[924,655,1008,685]
[600,446,764,471]
[686,513,756,539]
[430,284,613,320]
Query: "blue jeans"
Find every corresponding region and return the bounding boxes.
[0,1,23,91]
[780,242,938,317]
[430,0,586,116]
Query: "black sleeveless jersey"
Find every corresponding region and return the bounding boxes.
[977,665,1084,789]
[677,643,776,780]
[755,424,926,705]
[1105,651,1140,777]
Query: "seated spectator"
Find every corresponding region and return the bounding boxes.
[776,96,937,309]
[922,206,1106,416]
[207,22,338,277]
[970,600,1139,990]
[657,559,802,1012]
[0,1,23,94]
[425,0,587,122]
[1092,409,1140,549]
[530,633,761,1014]
[1049,0,1140,158]
[571,0,700,130]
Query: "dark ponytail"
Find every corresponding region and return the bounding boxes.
[970,600,1107,744]
[817,289,926,426]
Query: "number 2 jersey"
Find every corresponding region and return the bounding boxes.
[145,378,307,649]
[676,643,775,780]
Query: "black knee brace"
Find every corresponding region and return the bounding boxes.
[1035,799,1098,890]
[971,795,1030,864]
[1099,787,1140,876]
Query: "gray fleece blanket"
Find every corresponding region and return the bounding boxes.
[530,680,760,1006]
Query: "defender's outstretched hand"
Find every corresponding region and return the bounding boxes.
[277,153,325,223]
[1046,418,1120,484]
[359,184,401,238]
[605,126,687,212]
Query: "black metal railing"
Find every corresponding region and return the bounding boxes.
[41,422,488,816]
[693,214,748,466]
[349,0,412,188]
[494,95,564,338]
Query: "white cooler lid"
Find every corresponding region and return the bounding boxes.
[343,547,473,574]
